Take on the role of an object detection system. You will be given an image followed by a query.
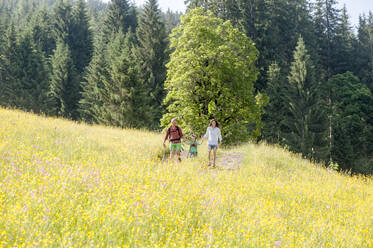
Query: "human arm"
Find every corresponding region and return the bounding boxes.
[163,129,169,147]
[203,127,209,139]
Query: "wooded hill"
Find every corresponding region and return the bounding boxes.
[0,0,372,174]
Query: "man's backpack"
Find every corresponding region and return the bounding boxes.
[168,126,181,142]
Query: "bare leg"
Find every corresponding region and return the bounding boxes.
[208,148,212,165]
[177,150,181,162]
[170,150,175,161]
[213,148,217,167]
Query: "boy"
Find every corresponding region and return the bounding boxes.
[187,134,203,158]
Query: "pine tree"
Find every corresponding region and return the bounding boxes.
[71,0,93,74]
[14,32,50,113]
[99,31,149,128]
[313,0,341,79]
[53,0,73,44]
[0,23,18,107]
[262,62,286,144]
[331,5,355,75]
[28,8,56,58]
[79,38,107,123]
[102,0,137,42]
[283,36,328,161]
[327,72,373,173]
[136,0,169,129]
[49,41,79,119]
[356,13,373,92]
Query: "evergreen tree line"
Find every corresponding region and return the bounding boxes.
[0,0,372,174]
[0,0,178,129]
[185,0,373,174]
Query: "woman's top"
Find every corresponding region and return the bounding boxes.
[203,127,222,146]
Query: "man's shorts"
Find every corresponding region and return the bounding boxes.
[170,142,182,151]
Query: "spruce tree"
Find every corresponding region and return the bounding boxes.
[79,38,107,123]
[136,0,168,129]
[99,31,148,128]
[262,62,286,144]
[331,5,355,75]
[71,0,93,74]
[283,36,328,161]
[14,32,50,113]
[102,0,137,42]
[0,23,18,107]
[28,9,56,58]
[327,72,373,173]
[356,13,373,92]
[49,41,79,119]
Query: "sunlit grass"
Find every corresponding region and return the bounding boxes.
[0,108,372,247]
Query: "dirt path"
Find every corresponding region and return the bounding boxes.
[163,150,245,170]
[215,152,245,170]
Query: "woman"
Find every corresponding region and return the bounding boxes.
[203,119,222,167]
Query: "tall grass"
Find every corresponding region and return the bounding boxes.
[0,108,372,247]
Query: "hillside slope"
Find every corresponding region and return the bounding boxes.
[0,108,372,247]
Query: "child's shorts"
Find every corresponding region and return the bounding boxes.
[189,151,198,157]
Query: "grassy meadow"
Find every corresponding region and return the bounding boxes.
[0,108,372,247]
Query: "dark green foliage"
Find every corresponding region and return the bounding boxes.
[49,41,79,119]
[27,9,56,58]
[282,36,328,162]
[102,0,137,43]
[79,38,107,123]
[0,23,49,113]
[98,31,149,128]
[136,0,169,129]
[262,62,286,144]
[71,0,93,74]
[355,13,373,92]
[327,72,373,174]
[0,23,18,107]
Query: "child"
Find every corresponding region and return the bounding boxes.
[187,134,203,158]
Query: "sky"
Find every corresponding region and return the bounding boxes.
[104,0,373,28]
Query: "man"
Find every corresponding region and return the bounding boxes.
[163,118,183,162]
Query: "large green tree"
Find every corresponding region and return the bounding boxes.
[162,8,266,144]
[282,36,328,162]
[136,0,169,129]
[327,72,373,174]
[98,31,149,128]
[49,41,79,119]
[71,0,93,74]
[102,0,137,42]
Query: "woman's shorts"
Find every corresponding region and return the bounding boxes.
[170,142,182,151]
[208,144,218,150]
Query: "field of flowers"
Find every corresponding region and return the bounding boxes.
[0,108,372,247]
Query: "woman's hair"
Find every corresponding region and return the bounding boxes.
[209,119,222,129]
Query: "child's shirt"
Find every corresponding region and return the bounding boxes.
[188,141,200,153]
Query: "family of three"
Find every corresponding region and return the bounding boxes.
[163,118,222,167]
